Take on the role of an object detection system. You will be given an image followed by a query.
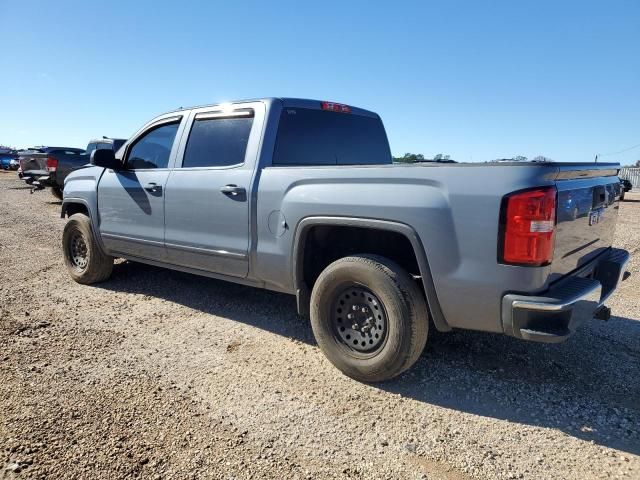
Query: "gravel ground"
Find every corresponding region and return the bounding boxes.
[1,172,639,479]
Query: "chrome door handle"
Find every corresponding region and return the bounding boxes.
[144,182,162,193]
[220,184,246,196]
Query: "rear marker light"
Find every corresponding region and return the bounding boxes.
[499,187,557,266]
[321,101,351,113]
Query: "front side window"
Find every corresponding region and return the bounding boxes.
[182,114,253,168]
[127,121,180,169]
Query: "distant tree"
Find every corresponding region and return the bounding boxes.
[635,160,640,167]
[531,155,553,162]
[512,155,528,162]
[393,152,455,163]
[394,153,425,163]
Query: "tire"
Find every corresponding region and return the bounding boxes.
[62,213,113,284]
[310,254,429,382]
[51,186,63,200]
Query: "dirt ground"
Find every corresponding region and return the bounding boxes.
[1,171,639,479]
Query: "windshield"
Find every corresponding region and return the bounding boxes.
[85,143,98,154]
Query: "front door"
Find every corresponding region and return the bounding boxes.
[98,119,182,260]
[164,105,261,277]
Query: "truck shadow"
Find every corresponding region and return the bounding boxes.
[98,260,640,456]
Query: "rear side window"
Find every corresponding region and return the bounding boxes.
[273,108,392,166]
[182,113,254,168]
[127,121,180,169]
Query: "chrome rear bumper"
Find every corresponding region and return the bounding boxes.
[502,248,630,343]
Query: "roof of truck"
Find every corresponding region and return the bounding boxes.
[164,97,379,118]
[87,137,127,144]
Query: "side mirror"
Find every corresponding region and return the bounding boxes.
[90,149,121,170]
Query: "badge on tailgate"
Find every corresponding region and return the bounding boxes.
[589,208,604,226]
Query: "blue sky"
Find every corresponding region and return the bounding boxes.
[1,0,639,164]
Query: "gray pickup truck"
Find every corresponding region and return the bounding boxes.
[60,98,630,382]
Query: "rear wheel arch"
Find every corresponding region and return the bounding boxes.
[291,216,450,332]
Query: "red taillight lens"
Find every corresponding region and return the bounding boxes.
[46,156,58,172]
[500,187,557,266]
[321,101,351,113]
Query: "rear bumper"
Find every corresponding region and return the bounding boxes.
[502,248,630,343]
[22,170,54,188]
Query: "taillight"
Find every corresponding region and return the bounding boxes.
[46,156,58,172]
[499,187,557,266]
[321,101,351,113]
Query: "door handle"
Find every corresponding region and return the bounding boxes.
[220,184,246,196]
[144,182,162,193]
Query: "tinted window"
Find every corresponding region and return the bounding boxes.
[182,115,253,168]
[127,122,180,169]
[113,139,126,152]
[85,143,98,154]
[273,108,392,166]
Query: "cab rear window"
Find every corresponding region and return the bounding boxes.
[273,108,392,166]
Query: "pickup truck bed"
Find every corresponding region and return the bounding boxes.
[19,147,86,197]
[59,97,630,382]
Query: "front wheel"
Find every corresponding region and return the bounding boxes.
[62,213,113,284]
[310,255,429,382]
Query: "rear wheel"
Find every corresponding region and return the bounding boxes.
[62,213,113,284]
[51,186,63,200]
[310,254,428,382]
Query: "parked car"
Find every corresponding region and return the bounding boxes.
[0,151,19,170]
[60,98,630,382]
[20,138,125,199]
[620,178,632,200]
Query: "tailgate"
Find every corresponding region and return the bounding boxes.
[553,164,621,276]
[19,152,48,172]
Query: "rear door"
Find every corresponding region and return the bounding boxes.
[164,102,264,277]
[98,116,184,260]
